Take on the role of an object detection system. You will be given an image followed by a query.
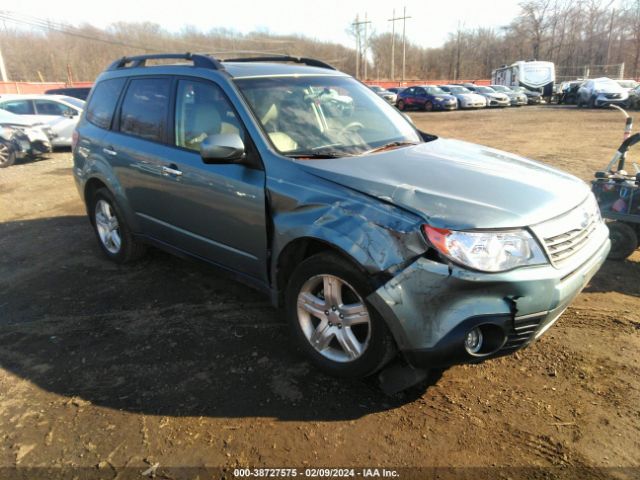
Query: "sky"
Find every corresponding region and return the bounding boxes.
[4,0,523,49]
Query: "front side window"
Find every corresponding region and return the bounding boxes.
[235,76,421,157]
[119,78,171,142]
[0,100,34,115]
[34,100,73,116]
[86,78,126,129]
[174,80,243,152]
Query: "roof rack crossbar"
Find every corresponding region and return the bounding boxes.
[221,55,335,70]
[107,53,223,71]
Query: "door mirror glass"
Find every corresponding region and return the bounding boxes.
[200,133,245,163]
[63,109,77,118]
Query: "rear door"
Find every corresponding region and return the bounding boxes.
[109,76,268,282]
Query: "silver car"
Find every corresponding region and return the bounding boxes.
[0,109,52,167]
[466,85,510,107]
[369,85,398,105]
[439,85,486,109]
[489,85,528,106]
[577,78,629,108]
[0,94,85,147]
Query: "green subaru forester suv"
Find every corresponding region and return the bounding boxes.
[73,53,610,380]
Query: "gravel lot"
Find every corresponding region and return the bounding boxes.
[0,105,638,479]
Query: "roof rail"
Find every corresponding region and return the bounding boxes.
[221,55,336,70]
[107,53,223,71]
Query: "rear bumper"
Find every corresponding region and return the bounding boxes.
[368,234,610,369]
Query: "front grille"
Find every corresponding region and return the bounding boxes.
[543,216,598,265]
[532,195,602,267]
[501,315,543,352]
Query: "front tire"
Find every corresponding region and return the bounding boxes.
[607,221,638,260]
[285,252,395,378]
[90,188,146,263]
[424,101,434,112]
[0,141,16,168]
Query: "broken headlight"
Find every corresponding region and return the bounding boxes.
[422,226,547,272]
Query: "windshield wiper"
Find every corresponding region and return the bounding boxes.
[362,141,420,155]
[287,151,356,159]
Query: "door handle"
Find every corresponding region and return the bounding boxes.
[102,147,117,156]
[162,165,183,177]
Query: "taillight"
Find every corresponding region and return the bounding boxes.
[71,130,79,151]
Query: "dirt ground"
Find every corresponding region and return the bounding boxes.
[0,106,638,479]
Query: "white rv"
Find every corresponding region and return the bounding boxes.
[492,61,555,97]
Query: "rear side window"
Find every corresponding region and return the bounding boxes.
[119,78,171,143]
[86,78,126,129]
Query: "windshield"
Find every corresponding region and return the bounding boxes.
[369,86,384,93]
[60,96,86,109]
[235,76,422,157]
[476,86,495,93]
[593,79,620,90]
[425,86,446,95]
[446,86,470,94]
[617,80,638,89]
[491,85,510,92]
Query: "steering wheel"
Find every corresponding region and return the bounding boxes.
[339,121,364,136]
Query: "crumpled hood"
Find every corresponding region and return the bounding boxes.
[298,138,590,229]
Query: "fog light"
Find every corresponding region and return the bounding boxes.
[465,328,483,354]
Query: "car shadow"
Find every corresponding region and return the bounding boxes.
[0,215,438,421]
[584,256,640,297]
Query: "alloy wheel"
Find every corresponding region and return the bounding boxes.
[296,274,371,363]
[94,199,122,254]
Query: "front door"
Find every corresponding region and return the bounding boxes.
[111,76,268,282]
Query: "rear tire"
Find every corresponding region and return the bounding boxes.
[90,188,146,263]
[607,221,638,260]
[0,141,16,168]
[397,100,405,111]
[285,252,396,378]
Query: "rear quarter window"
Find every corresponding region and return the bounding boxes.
[86,78,126,130]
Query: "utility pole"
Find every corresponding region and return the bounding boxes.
[389,8,411,82]
[401,7,411,83]
[352,14,371,80]
[0,45,8,82]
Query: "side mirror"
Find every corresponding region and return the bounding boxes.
[63,109,78,118]
[200,133,245,164]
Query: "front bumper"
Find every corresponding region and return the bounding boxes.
[368,234,610,369]
[435,100,458,111]
[595,94,628,107]
[487,98,510,107]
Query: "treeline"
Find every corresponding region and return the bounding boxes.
[0,23,357,82]
[2,0,640,83]
[366,0,640,81]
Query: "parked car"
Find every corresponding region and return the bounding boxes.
[368,85,397,104]
[512,86,543,105]
[489,85,528,106]
[577,77,629,108]
[45,87,92,101]
[0,94,84,147]
[626,84,640,109]
[74,53,610,381]
[396,85,458,111]
[557,81,582,104]
[438,85,486,109]
[464,85,510,107]
[386,87,405,95]
[0,109,52,167]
